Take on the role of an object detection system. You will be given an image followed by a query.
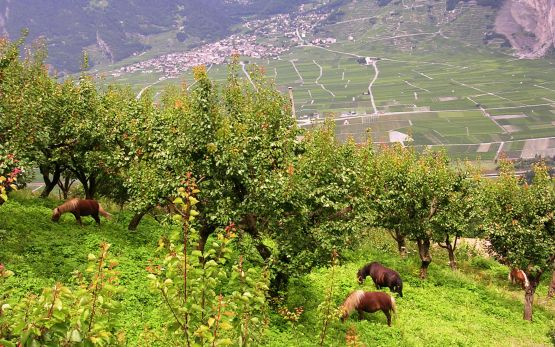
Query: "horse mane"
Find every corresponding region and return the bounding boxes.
[390,296,396,313]
[56,199,80,214]
[358,262,375,277]
[341,290,365,316]
[520,270,530,289]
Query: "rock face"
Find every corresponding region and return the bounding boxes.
[495,0,555,58]
[0,0,10,37]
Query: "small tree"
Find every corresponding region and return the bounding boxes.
[146,181,269,346]
[368,144,416,256]
[484,161,555,320]
[431,163,484,270]
[371,145,454,278]
[0,243,125,346]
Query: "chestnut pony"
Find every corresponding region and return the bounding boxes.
[508,268,529,289]
[340,290,396,326]
[357,262,403,297]
[52,199,111,225]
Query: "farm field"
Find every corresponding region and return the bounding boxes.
[1,195,554,346]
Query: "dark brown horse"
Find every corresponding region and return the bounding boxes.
[357,262,403,297]
[52,199,111,225]
[340,290,396,326]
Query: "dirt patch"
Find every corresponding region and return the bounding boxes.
[438,96,459,102]
[501,125,521,133]
[521,138,552,158]
[491,114,527,120]
[477,143,492,153]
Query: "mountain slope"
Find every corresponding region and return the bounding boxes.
[0,0,308,73]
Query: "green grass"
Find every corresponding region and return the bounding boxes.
[0,194,168,345]
[1,195,554,346]
[268,231,555,346]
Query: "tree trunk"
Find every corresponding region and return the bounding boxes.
[57,176,74,200]
[197,223,216,252]
[269,270,289,298]
[39,165,62,198]
[84,175,97,199]
[73,170,97,200]
[523,274,541,321]
[447,246,457,270]
[128,208,150,231]
[394,230,407,258]
[444,235,458,270]
[417,238,432,279]
[548,269,555,300]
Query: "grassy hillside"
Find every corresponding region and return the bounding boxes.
[0,194,554,346]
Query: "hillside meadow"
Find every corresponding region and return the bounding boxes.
[1,193,553,346]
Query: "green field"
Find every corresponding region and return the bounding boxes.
[1,195,554,346]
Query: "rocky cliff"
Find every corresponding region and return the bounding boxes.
[495,0,555,58]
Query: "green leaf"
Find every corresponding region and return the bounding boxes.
[70,329,82,342]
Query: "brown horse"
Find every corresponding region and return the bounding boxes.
[340,290,396,326]
[508,268,529,289]
[357,262,403,297]
[52,199,111,225]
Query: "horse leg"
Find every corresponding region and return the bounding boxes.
[92,213,101,225]
[358,309,364,320]
[383,309,392,327]
[71,212,82,226]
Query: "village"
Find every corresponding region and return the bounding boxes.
[107,5,332,80]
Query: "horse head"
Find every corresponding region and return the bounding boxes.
[394,278,403,297]
[51,208,61,222]
[357,269,365,284]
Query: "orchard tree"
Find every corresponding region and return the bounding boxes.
[431,163,484,270]
[370,145,455,278]
[0,34,70,198]
[123,60,367,292]
[259,122,368,291]
[368,144,416,256]
[0,35,115,199]
[484,161,555,320]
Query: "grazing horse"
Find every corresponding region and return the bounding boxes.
[340,290,396,326]
[357,262,403,297]
[52,199,111,225]
[508,268,529,289]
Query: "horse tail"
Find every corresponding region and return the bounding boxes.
[508,270,512,282]
[390,295,397,314]
[341,290,365,318]
[98,205,112,220]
